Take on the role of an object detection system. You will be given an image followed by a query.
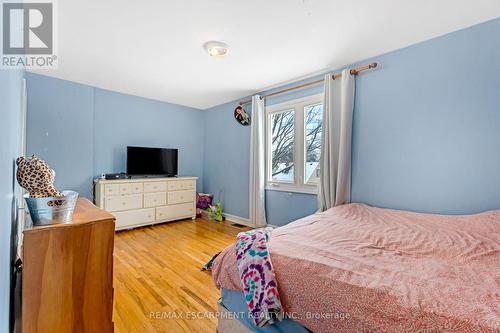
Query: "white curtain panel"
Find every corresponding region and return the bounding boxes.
[249,95,267,226]
[318,69,356,211]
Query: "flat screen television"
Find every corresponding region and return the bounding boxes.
[127,146,178,177]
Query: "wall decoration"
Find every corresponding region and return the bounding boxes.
[234,105,250,126]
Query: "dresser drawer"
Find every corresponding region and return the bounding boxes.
[167,180,196,191]
[130,183,143,194]
[105,194,142,212]
[144,182,167,193]
[119,184,132,195]
[104,184,120,196]
[113,208,155,228]
[167,189,195,204]
[144,192,167,208]
[156,203,194,220]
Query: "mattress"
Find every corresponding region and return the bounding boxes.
[212,203,500,332]
[220,288,310,333]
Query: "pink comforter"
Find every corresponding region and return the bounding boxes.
[212,204,500,332]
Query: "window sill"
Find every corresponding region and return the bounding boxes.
[265,183,318,195]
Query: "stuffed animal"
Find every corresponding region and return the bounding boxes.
[207,202,223,222]
[16,155,63,198]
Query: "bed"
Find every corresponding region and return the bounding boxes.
[212,203,500,332]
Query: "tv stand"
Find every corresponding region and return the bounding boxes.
[95,176,197,230]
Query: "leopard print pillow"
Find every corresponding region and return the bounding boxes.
[16,155,63,198]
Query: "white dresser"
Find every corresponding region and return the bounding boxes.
[95,177,197,230]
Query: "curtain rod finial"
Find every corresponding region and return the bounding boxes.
[370,62,378,69]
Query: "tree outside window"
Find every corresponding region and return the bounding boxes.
[267,94,323,192]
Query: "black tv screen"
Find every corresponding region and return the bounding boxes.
[127,146,178,176]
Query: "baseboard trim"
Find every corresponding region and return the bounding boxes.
[223,213,278,228]
[223,213,254,227]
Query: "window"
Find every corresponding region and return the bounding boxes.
[304,103,323,184]
[270,109,295,182]
[266,94,323,194]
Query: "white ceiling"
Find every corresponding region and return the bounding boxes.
[29,0,500,109]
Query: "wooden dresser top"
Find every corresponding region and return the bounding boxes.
[24,198,115,233]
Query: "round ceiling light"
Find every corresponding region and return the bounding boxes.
[204,41,229,57]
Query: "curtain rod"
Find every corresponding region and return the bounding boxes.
[238,62,378,106]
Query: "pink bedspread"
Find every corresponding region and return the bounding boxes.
[212,204,500,332]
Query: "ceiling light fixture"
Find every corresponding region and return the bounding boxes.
[204,41,229,57]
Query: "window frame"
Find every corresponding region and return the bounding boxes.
[265,93,323,194]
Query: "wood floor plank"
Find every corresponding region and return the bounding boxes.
[113,218,250,333]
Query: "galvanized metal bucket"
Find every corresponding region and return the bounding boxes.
[24,191,79,226]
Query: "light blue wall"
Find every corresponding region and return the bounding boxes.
[26,74,204,199]
[204,18,500,224]
[202,98,250,218]
[265,191,318,226]
[0,69,24,333]
[26,74,95,198]
[93,89,204,188]
[350,18,500,214]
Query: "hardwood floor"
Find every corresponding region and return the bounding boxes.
[113,218,250,333]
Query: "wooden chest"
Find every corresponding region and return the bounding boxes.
[22,198,115,333]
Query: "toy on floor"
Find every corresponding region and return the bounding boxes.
[196,192,214,217]
[207,202,223,222]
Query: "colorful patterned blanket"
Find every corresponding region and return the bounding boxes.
[235,227,283,327]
